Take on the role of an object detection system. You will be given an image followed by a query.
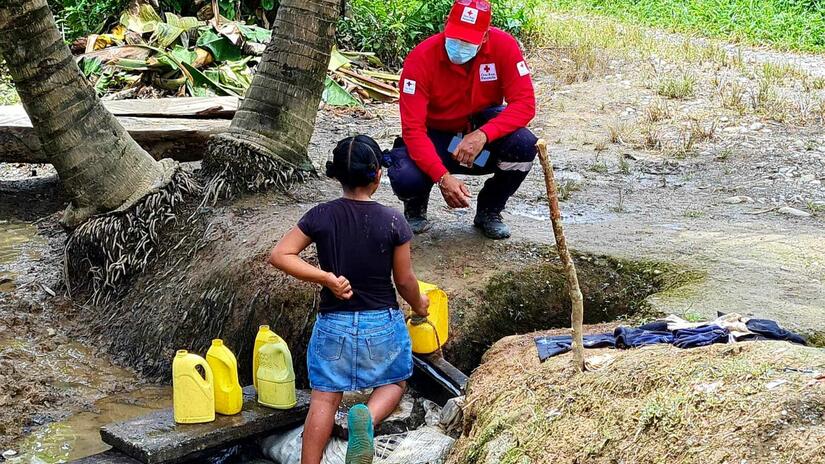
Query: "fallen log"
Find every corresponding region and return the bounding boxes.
[0,98,238,164]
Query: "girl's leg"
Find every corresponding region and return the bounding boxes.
[302,390,343,464]
[366,381,406,425]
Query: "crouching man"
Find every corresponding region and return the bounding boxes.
[386,0,538,239]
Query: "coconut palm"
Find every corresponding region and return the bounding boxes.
[0,0,181,228]
[202,0,339,201]
[0,0,199,301]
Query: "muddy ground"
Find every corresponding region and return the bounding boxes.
[2,18,825,460]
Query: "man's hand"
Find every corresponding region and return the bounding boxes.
[452,129,487,167]
[438,173,471,208]
[324,273,353,300]
[412,294,430,318]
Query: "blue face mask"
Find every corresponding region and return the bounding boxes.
[445,38,480,65]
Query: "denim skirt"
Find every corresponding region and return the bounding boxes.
[307,308,413,392]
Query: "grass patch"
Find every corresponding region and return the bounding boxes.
[450,340,825,464]
[657,72,697,99]
[543,0,825,53]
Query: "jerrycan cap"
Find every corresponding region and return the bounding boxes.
[212,339,224,347]
[259,324,270,330]
[176,349,189,356]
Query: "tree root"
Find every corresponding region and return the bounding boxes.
[65,166,200,304]
[201,132,315,205]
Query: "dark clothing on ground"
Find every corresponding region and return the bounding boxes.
[746,319,807,345]
[614,327,674,349]
[298,198,413,312]
[386,106,538,214]
[534,317,806,362]
[672,325,730,349]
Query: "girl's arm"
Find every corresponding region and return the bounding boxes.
[269,227,353,300]
[392,242,429,317]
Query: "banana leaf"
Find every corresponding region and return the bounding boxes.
[328,46,352,72]
[110,58,152,71]
[180,61,238,96]
[80,57,103,76]
[237,24,272,44]
[322,76,361,107]
[197,28,242,62]
[165,13,203,30]
[155,46,198,70]
[120,4,162,34]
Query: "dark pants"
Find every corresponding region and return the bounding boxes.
[386,106,538,214]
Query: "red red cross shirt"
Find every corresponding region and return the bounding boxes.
[398,28,536,181]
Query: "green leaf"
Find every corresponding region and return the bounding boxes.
[152,22,184,48]
[110,58,151,70]
[120,4,162,34]
[322,76,361,107]
[81,57,103,77]
[180,61,238,96]
[237,24,272,43]
[328,46,352,71]
[261,0,276,11]
[196,28,243,62]
[164,13,203,31]
[156,45,198,70]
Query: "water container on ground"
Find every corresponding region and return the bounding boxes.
[257,333,297,409]
[206,339,243,415]
[172,349,215,424]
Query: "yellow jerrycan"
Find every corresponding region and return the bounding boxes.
[206,339,243,415]
[256,333,297,409]
[252,325,274,390]
[172,350,215,424]
[407,281,449,354]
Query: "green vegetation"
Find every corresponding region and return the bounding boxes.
[337,0,540,69]
[49,0,276,41]
[544,0,825,52]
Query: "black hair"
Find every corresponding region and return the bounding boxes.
[326,135,382,189]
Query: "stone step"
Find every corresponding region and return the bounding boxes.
[99,386,309,464]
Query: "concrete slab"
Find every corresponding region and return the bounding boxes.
[100,386,309,464]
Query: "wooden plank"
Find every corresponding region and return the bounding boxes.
[100,97,240,119]
[0,97,239,122]
[0,112,229,163]
[100,386,309,464]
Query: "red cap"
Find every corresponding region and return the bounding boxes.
[444,0,492,46]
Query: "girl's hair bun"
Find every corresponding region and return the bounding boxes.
[327,135,383,188]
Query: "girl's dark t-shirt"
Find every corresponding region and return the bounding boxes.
[297,198,413,312]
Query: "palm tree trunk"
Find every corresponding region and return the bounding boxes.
[0,0,176,228]
[203,0,339,201]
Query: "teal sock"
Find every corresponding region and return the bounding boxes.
[345,403,374,464]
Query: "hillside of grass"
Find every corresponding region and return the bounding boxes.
[545,0,825,53]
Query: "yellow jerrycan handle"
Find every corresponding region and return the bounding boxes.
[268,344,295,382]
[194,358,213,391]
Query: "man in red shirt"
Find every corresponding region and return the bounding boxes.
[385,0,537,239]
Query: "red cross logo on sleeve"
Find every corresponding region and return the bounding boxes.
[483,65,490,73]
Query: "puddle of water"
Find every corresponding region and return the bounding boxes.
[6,387,171,464]
[0,219,43,293]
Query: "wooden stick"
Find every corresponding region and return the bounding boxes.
[536,139,586,372]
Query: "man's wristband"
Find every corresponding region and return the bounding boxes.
[437,174,449,189]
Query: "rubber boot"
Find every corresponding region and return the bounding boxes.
[403,196,431,234]
[473,210,511,240]
[345,404,374,464]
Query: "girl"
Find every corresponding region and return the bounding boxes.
[269,135,430,464]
